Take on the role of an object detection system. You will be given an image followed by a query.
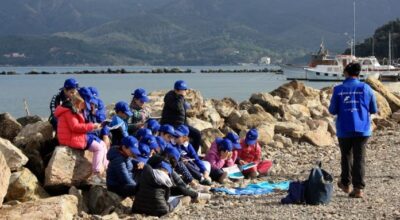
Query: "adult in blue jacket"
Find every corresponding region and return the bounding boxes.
[329,62,378,198]
[106,136,142,198]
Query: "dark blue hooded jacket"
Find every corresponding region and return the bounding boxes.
[106,147,136,187]
[329,78,378,138]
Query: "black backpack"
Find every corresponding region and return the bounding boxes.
[304,162,333,205]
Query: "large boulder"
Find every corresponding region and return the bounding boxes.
[0,151,11,208]
[274,122,305,139]
[302,120,335,147]
[0,137,28,171]
[69,186,88,214]
[0,195,78,220]
[13,121,53,148]
[45,146,92,189]
[84,186,131,215]
[280,104,311,121]
[249,93,282,115]
[200,128,224,153]
[366,77,400,112]
[5,167,49,202]
[0,113,22,142]
[213,98,238,118]
[271,80,321,108]
[374,91,392,119]
[201,101,224,129]
[16,115,43,127]
[147,90,166,118]
[185,90,205,118]
[255,123,275,146]
[187,117,213,131]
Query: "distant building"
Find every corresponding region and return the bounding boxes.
[3,52,26,58]
[259,56,271,65]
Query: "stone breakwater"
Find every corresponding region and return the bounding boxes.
[0,78,400,219]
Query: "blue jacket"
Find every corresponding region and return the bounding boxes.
[175,143,206,173]
[106,147,136,187]
[329,78,378,138]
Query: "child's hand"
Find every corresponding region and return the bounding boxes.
[239,160,246,165]
[137,162,145,170]
[220,151,230,160]
[203,171,210,180]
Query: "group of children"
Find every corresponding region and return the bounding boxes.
[50,78,273,217]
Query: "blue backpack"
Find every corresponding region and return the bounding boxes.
[304,163,333,205]
[281,181,306,204]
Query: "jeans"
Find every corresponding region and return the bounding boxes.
[338,137,368,189]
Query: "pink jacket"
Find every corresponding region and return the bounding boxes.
[205,140,237,170]
[54,106,94,149]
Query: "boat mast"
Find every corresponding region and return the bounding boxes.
[353,0,356,56]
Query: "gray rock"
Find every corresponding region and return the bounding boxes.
[0,113,22,142]
[5,167,49,202]
[45,146,92,189]
[16,115,43,127]
[13,121,53,149]
[0,137,28,171]
[0,151,11,208]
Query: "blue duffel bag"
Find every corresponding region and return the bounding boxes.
[304,162,333,205]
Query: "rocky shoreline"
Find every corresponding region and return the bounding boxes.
[0,78,400,219]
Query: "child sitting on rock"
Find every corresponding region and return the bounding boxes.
[205,138,235,183]
[148,147,211,203]
[55,93,108,185]
[238,129,273,179]
[146,119,160,136]
[173,125,212,185]
[158,124,176,144]
[106,136,142,198]
[131,161,182,217]
[109,101,133,145]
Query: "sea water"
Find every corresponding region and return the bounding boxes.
[0,66,333,117]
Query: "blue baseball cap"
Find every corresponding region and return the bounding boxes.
[62,78,79,90]
[225,132,241,150]
[132,88,150,103]
[164,146,181,162]
[245,128,258,145]
[139,142,151,157]
[147,119,160,134]
[141,135,158,150]
[174,80,188,90]
[136,128,152,140]
[78,87,95,111]
[157,161,172,174]
[174,125,189,137]
[114,101,133,117]
[121,136,140,156]
[155,136,168,152]
[218,138,233,152]
[159,124,175,136]
[88,87,99,97]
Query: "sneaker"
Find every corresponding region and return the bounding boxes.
[200,178,212,186]
[337,181,351,194]
[218,172,228,184]
[349,188,364,198]
[192,184,211,193]
[197,193,211,201]
[88,174,106,186]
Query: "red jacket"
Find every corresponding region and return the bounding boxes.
[54,106,94,149]
[238,139,262,164]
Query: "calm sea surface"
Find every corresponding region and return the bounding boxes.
[0,65,335,117]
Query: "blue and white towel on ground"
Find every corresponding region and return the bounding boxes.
[212,181,290,195]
